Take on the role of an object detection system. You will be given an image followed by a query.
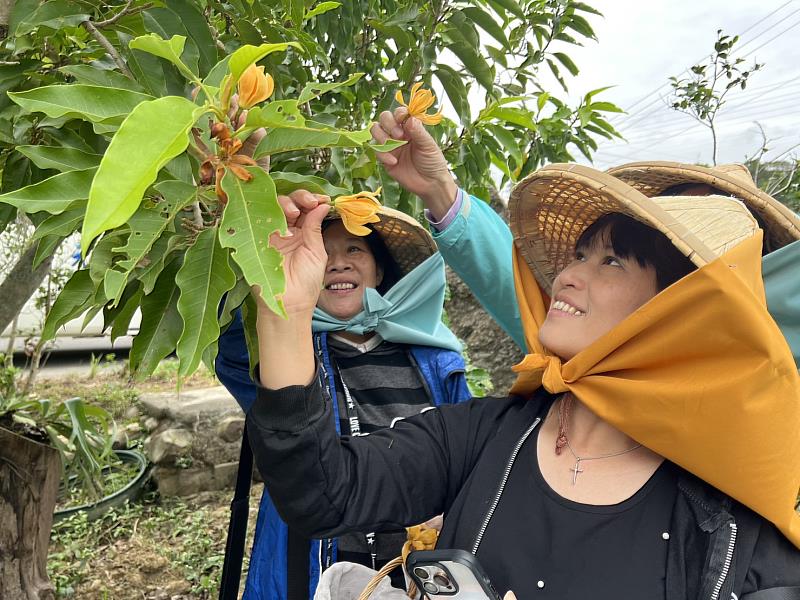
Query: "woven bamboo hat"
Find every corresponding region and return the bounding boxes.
[606,161,800,253]
[509,164,759,294]
[325,206,436,276]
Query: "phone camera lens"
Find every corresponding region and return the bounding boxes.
[414,568,429,580]
[433,573,451,588]
[423,582,439,594]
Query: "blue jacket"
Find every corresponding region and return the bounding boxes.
[215,313,471,599]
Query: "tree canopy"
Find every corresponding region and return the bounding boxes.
[0,0,620,379]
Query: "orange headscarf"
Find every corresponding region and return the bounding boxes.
[510,233,800,548]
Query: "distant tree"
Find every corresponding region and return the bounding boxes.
[669,29,761,165]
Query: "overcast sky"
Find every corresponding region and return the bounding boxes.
[559,0,800,168]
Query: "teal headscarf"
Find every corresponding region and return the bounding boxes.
[763,238,800,367]
[312,252,462,352]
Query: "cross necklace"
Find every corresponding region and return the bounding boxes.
[557,397,643,485]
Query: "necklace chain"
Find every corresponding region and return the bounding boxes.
[556,395,642,485]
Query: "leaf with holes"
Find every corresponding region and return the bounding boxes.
[104,180,196,306]
[175,227,237,376]
[219,167,287,316]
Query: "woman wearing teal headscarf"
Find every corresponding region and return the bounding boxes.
[215,196,471,600]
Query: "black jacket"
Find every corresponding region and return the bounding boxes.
[247,373,800,600]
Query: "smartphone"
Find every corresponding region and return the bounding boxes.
[406,549,502,600]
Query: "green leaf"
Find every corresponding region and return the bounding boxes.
[40,269,95,341]
[486,0,525,20]
[109,286,142,342]
[130,260,183,377]
[138,232,181,294]
[8,85,153,127]
[553,52,579,77]
[175,227,237,376]
[228,43,303,87]
[245,100,306,128]
[59,65,146,92]
[297,73,363,104]
[129,34,199,82]
[434,64,471,123]
[165,0,218,76]
[0,168,96,215]
[33,235,65,269]
[81,96,202,254]
[254,125,372,156]
[588,101,624,114]
[14,0,89,35]
[271,171,350,197]
[462,7,510,50]
[219,168,287,317]
[445,31,495,93]
[16,146,101,172]
[305,1,342,20]
[31,202,84,241]
[367,139,407,153]
[219,276,250,332]
[104,181,196,305]
[485,123,523,166]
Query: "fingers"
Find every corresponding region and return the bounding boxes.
[503,592,517,600]
[379,110,405,139]
[277,191,330,227]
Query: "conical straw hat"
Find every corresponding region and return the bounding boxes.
[607,161,800,253]
[509,163,759,294]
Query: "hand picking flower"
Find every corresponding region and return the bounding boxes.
[395,82,443,125]
[332,188,383,236]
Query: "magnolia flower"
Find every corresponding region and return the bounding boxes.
[238,64,275,108]
[332,188,382,236]
[395,82,443,125]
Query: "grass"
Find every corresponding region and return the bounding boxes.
[49,489,256,598]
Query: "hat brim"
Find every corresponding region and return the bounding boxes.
[325,206,436,276]
[607,161,800,252]
[509,164,722,294]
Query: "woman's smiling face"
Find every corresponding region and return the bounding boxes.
[316,220,383,320]
[538,228,659,361]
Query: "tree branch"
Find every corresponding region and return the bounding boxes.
[94,0,154,28]
[81,19,135,79]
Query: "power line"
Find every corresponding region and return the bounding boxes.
[612,0,795,118]
[607,4,800,129]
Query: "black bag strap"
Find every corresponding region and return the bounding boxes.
[287,527,311,600]
[219,424,254,600]
[741,588,800,600]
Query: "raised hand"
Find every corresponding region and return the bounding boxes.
[371,108,458,220]
[256,190,331,319]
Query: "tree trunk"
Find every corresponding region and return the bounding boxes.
[0,0,14,40]
[0,426,60,600]
[0,243,53,335]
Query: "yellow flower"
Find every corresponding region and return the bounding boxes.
[238,64,275,108]
[395,82,443,125]
[332,188,382,236]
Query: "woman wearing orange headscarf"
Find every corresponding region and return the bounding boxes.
[246,165,800,600]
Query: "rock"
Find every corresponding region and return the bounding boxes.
[124,405,141,420]
[140,554,169,574]
[145,428,193,465]
[153,460,241,496]
[138,386,241,425]
[216,415,245,443]
[112,428,129,450]
[143,417,159,432]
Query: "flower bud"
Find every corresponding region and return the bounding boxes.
[238,64,275,109]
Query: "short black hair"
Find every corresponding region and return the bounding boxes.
[575,213,696,290]
[321,220,401,294]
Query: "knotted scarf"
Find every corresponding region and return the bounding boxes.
[510,233,800,548]
[312,253,462,353]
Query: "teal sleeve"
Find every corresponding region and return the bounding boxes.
[763,239,800,368]
[431,193,525,349]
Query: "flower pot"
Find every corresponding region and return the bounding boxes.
[53,449,151,523]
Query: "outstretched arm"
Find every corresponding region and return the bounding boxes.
[371,110,524,348]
